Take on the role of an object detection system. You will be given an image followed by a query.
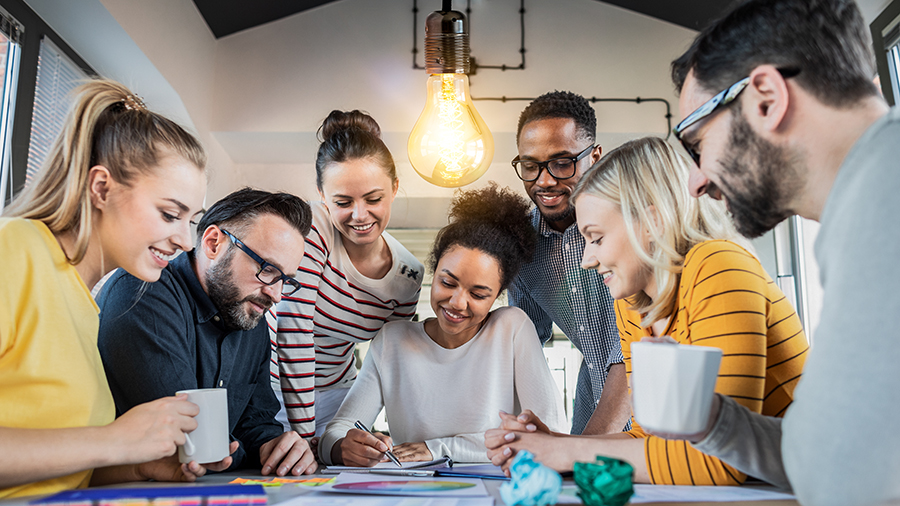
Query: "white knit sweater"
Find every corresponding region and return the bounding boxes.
[320,306,566,464]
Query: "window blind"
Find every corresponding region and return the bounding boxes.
[25,37,88,185]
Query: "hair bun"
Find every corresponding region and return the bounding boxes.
[319,110,382,142]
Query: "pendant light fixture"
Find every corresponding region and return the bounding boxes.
[407,0,494,188]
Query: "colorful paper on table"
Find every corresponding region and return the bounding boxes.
[275,496,493,506]
[229,477,334,487]
[29,484,266,506]
[322,456,452,474]
[325,473,488,497]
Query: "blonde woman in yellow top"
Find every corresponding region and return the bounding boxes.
[485,137,809,486]
[0,80,229,499]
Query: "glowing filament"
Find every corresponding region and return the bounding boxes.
[437,74,465,181]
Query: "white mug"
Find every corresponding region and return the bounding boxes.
[630,342,722,434]
[176,388,230,464]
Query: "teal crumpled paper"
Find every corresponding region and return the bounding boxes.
[573,455,634,506]
[499,451,562,506]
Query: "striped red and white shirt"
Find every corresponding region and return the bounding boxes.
[269,203,422,437]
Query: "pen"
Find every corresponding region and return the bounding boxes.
[354,420,402,468]
[369,469,434,477]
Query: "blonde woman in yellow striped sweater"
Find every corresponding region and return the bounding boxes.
[485,137,809,486]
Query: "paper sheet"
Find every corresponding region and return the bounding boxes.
[554,483,796,503]
[322,473,489,497]
[274,497,492,506]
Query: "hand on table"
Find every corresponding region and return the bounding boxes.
[260,432,318,476]
[336,429,394,467]
[486,431,572,475]
[138,441,239,482]
[484,410,556,475]
[392,442,432,462]
[107,394,199,464]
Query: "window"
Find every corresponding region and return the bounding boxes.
[0,9,21,212]
[872,0,900,106]
[26,38,89,185]
[0,0,94,208]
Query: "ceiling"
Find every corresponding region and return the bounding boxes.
[192,0,732,39]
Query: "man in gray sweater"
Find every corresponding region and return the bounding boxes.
[668,0,899,505]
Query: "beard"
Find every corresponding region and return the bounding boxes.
[531,191,576,224]
[206,248,274,331]
[718,112,803,239]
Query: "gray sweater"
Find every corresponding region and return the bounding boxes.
[693,106,900,506]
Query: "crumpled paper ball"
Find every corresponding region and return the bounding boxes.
[573,455,634,506]
[499,450,562,506]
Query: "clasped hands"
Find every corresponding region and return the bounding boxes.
[484,410,569,476]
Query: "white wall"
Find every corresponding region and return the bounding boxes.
[98,0,235,194]
[210,0,697,217]
[23,0,235,200]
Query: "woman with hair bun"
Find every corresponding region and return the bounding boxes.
[319,183,566,466]
[272,110,423,442]
[0,79,212,497]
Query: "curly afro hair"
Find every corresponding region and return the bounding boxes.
[428,182,536,291]
[516,91,596,144]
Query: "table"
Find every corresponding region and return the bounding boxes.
[0,471,800,506]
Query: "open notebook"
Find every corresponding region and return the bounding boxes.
[322,456,452,474]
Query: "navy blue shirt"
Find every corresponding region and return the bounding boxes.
[97,252,283,469]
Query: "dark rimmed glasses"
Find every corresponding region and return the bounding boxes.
[220,229,302,297]
[673,68,800,166]
[512,144,596,182]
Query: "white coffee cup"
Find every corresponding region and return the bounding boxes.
[176,388,230,464]
[630,342,722,434]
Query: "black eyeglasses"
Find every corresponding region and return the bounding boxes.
[220,229,301,297]
[511,144,596,182]
[673,68,801,166]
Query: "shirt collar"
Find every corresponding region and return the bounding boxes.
[171,252,221,324]
[532,208,579,238]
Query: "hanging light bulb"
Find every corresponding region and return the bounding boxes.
[408,1,494,188]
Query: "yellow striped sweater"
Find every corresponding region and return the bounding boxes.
[618,240,809,486]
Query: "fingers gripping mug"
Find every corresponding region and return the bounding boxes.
[176,388,230,464]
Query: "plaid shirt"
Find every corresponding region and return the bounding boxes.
[509,209,624,434]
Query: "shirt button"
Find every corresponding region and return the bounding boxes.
[565,243,570,250]
[218,380,224,387]
[213,315,220,322]
[580,325,585,332]
[587,363,594,369]
[571,287,577,293]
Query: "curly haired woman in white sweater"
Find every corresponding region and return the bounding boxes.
[321,183,566,466]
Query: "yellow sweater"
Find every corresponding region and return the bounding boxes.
[618,240,808,486]
[0,218,114,498]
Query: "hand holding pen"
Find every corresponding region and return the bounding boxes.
[335,420,403,467]
[354,420,403,467]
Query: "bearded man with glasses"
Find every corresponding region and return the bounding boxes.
[97,188,319,478]
[665,0,899,505]
[504,91,631,436]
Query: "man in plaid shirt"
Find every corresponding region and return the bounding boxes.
[507,91,630,435]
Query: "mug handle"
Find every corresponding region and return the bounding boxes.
[182,432,196,457]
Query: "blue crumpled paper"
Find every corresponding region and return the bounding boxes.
[499,450,562,506]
